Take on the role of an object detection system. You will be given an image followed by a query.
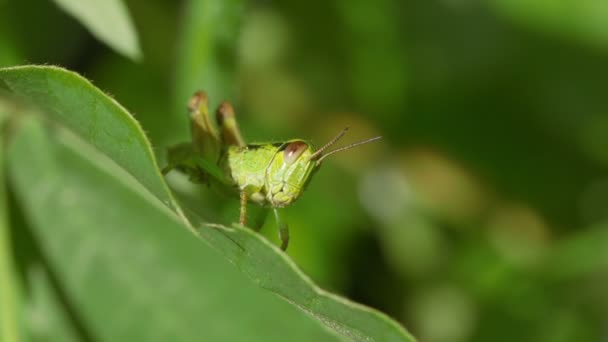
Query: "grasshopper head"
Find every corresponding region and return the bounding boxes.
[267,140,318,207]
[267,128,381,207]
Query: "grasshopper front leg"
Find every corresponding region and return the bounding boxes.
[238,192,270,232]
[273,209,290,251]
[239,191,248,226]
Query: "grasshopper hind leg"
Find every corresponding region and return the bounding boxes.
[189,91,220,161]
[238,194,269,232]
[216,101,245,147]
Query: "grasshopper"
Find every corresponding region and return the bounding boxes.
[163,91,381,250]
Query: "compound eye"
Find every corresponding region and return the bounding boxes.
[283,141,308,165]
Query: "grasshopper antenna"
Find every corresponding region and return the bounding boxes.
[314,135,382,165]
[309,127,350,161]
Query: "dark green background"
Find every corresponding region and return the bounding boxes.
[2,0,608,341]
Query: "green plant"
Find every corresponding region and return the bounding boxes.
[0,65,414,341]
[5,0,608,340]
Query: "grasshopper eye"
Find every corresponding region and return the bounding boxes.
[283,141,308,165]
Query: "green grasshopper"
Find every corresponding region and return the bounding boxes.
[163,91,381,250]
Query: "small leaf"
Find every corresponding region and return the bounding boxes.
[51,0,142,60]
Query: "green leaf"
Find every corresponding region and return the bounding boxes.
[1,65,415,341]
[0,66,182,218]
[1,98,83,342]
[0,101,22,342]
[8,118,341,341]
[21,264,81,342]
[51,0,142,61]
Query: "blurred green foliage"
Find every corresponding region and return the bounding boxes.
[51,0,142,60]
[2,0,608,341]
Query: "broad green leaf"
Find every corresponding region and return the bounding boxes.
[2,65,415,341]
[51,0,142,60]
[0,101,22,342]
[1,98,81,342]
[174,0,243,114]
[8,118,341,341]
[22,264,80,342]
[0,66,182,218]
